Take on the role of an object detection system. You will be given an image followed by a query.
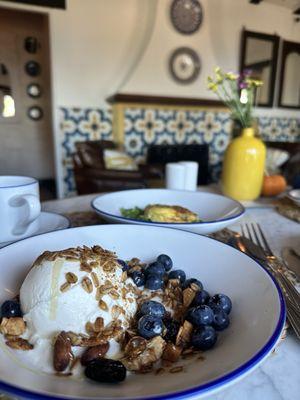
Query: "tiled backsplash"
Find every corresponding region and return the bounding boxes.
[59,107,300,197]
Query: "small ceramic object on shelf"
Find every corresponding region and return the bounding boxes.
[179,161,198,190]
[222,127,266,201]
[165,163,185,189]
[287,189,300,206]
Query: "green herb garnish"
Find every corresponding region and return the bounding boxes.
[120,207,147,220]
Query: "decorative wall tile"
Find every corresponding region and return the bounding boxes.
[59,107,113,197]
[59,106,299,197]
[123,108,232,181]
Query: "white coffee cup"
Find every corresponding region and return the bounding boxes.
[0,176,41,243]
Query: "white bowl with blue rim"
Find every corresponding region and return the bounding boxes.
[0,225,284,399]
[92,189,245,235]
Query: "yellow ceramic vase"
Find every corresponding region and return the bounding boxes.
[222,127,266,201]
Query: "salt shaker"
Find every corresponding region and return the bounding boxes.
[179,161,199,191]
[165,163,185,190]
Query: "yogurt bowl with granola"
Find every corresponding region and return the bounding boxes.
[0,225,284,399]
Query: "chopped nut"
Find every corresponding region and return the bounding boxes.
[80,342,109,366]
[80,262,92,273]
[90,261,99,268]
[190,283,200,292]
[94,317,104,332]
[99,283,113,294]
[109,289,120,300]
[5,338,33,350]
[182,287,196,308]
[85,321,95,335]
[65,272,78,284]
[121,271,127,282]
[95,287,102,301]
[99,300,108,311]
[162,343,182,362]
[176,320,193,348]
[81,276,93,293]
[111,305,123,319]
[53,331,73,372]
[0,317,26,336]
[91,272,100,287]
[124,336,147,357]
[123,336,166,372]
[66,332,85,346]
[60,282,71,293]
[80,336,108,347]
[169,366,184,373]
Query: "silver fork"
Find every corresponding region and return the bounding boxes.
[241,222,300,338]
[241,223,300,308]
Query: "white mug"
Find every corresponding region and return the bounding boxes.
[0,176,41,243]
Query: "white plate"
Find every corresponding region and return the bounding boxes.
[92,189,245,235]
[0,225,284,400]
[0,212,70,248]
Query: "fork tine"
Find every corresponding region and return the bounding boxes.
[240,224,246,237]
[245,223,254,242]
[251,223,262,248]
[256,223,273,255]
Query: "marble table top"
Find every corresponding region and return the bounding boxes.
[41,190,300,400]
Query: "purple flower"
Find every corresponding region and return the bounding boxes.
[239,81,248,89]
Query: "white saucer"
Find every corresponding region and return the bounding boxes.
[0,212,70,248]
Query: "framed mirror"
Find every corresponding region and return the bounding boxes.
[240,29,279,108]
[278,40,300,109]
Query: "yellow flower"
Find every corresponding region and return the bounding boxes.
[246,78,263,87]
[225,72,238,81]
[207,76,213,83]
[207,82,218,92]
[214,66,221,74]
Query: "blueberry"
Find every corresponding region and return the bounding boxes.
[212,309,230,331]
[140,300,166,318]
[85,358,126,383]
[208,294,232,315]
[1,300,22,318]
[157,254,173,272]
[163,318,180,343]
[186,305,214,327]
[168,269,186,284]
[138,315,164,339]
[117,259,129,271]
[130,270,145,287]
[145,275,164,290]
[145,262,165,277]
[192,290,210,307]
[191,326,217,350]
[182,278,203,290]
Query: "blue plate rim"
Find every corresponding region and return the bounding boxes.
[91,191,245,226]
[0,225,285,400]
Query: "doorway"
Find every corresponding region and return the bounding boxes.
[0,7,55,197]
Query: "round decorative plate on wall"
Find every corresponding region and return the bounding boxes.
[169,47,201,84]
[170,0,203,35]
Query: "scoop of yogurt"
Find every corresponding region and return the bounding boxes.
[20,247,137,345]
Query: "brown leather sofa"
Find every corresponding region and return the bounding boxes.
[73,140,163,194]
